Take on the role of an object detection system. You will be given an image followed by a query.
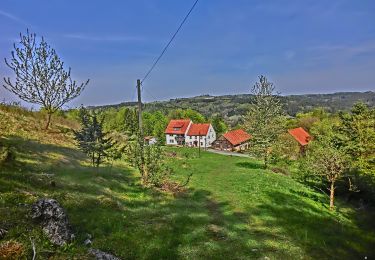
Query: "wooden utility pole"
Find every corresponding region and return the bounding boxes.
[137,79,145,181]
[137,79,143,137]
[198,131,201,158]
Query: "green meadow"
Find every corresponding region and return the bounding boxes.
[0,107,374,259]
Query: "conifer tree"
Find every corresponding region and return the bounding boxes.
[336,102,375,176]
[74,107,111,167]
[244,76,284,168]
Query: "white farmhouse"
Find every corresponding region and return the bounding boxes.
[165,119,192,145]
[185,123,216,148]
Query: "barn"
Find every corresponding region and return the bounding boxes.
[212,129,251,151]
[288,127,311,154]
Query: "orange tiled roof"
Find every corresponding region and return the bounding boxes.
[223,129,251,146]
[288,127,311,146]
[165,119,191,134]
[187,123,210,136]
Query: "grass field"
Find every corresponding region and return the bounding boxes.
[1,106,374,259]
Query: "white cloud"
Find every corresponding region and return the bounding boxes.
[308,41,375,61]
[0,9,28,25]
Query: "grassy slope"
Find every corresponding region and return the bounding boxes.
[0,106,374,259]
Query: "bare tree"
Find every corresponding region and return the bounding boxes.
[3,30,89,129]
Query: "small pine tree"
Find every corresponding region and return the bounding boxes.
[74,107,112,167]
[244,76,285,168]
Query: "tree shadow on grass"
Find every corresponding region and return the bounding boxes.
[235,161,264,169]
[248,190,375,259]
[1,135,85,171]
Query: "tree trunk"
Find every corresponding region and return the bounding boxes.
[264,149,268,169]
[45,113,52,130]
[329,181,335,210]
[96,154,101,168]
[92,153,95,167]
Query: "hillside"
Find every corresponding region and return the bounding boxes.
[91,91,375,125]
[1,105,374,259]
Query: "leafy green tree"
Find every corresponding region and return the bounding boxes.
[150,111,168,143]
[293,108,329,131]
[304,141,348,210]
[211,115,228,135]
[74,107,112,167]
[184,108,205,123]
[244,76,284,168]
[3,30,89,129]
[168,108,205,123]
[336,103,375,176]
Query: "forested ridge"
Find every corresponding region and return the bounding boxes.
[91,91,375,126]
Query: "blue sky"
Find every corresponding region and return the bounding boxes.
[1,0,374,107]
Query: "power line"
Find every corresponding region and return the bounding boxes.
[140,0,199,85]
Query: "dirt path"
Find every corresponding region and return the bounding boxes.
[206,149,251,158]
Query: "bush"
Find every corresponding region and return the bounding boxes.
[0,145,16,165]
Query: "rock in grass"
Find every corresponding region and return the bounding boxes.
[0,229,7,239]
[84,238,92,246]
[31,198,74,246]
[88,248,121,260]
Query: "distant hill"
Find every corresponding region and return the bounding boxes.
[91,91,375,126]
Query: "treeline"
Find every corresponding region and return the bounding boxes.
[67,107,228,143]
[92,91,375,127]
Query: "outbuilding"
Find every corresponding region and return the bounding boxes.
[212,129,251,151]
[288,127,311,154]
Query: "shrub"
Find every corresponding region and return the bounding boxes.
[0,240,25,259]
[0,145,16,165]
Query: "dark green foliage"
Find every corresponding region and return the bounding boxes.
[336,103,375,176]
[74,107,112,167]
[3,30,89,129]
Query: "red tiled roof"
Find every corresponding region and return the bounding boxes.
[288,127,311,146]
[187,123,211,136]
[223,129,251,146]
[165,119,191,134]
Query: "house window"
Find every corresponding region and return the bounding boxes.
[201,142,204,146]
[173,127,181,131]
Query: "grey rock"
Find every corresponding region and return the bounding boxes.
[31,198,74,246]
[0,228,7,239]
[88,248,121,260]
[84,238,92,246]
